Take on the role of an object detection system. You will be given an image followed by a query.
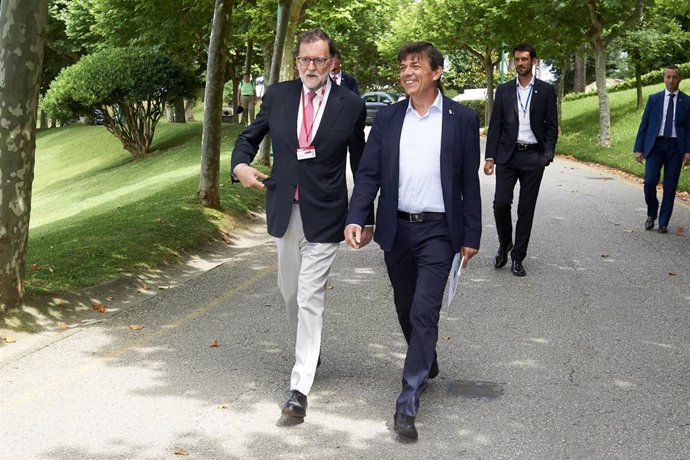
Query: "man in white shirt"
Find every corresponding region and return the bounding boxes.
[345,41,481,440]
[484,43,558,277]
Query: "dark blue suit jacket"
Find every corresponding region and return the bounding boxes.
[231,79,366,243]
[634,90,690,156]
[347,95,482,252]
[340,72,360,95]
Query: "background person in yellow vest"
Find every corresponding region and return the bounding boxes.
[237,73,256,126]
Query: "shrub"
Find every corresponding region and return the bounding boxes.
[457,99,486,127]
[42,48,197,157]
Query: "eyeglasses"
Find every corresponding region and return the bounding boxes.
[296,56,331,68]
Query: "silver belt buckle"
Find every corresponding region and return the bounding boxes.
[410,213,423,223]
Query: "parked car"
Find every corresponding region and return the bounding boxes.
[361,91,400,125]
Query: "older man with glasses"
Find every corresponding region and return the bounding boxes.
[231,28,371,421]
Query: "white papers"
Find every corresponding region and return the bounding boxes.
[447,253,465,308]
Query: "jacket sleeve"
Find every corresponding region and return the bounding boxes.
[485,84,504,160]
[542,83,559,161]
[347,99,374,225]
[633,96,653,154]
[461,111,482,249]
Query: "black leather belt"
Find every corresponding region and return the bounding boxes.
[516,143,539,151]
[397,211,446,223]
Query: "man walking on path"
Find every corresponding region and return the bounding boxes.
[345,42,481,440]
[634,65,690,233]
[484,43,558,277]
[231,29,369,421]
[237,73,256,126]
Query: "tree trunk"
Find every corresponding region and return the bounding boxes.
[574,53,586,93]
[592,41,611,147]
[185,97,196,121]
[279,0,307,81]
[198,0,233,208]
[635,60,643,111]
[0,0,48,311]
[173,97,186,123]
[244,39,253,75]
[39,110,48,130]
[257,0,293,167]
[483,53,494,129]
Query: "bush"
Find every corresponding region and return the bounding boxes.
[42,48,197,157]
[457,99,486,127]
[563,62,690,102]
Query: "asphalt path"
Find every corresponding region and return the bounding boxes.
[2,146,690,459]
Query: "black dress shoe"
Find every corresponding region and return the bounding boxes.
[494,242,513,269]
[429,356,439,379]
[511,259,526,277]
[657,225,668,234]
[282,390,307,417]
[393,412,418,439]
[645,217,655,230]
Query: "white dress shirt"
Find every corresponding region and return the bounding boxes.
[398,90,445,213]
[658,89,679,138]
[516,76,538,145]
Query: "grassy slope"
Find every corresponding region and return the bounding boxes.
[28,120,266,294]
[558,80,690,193]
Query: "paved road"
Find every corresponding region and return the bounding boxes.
[2,155,689,459]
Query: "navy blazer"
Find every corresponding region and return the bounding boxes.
[340,72,360,95]
[347,95,482,252]
[633,90,690,156]
[232,79,367,243]
[485,78,558,164]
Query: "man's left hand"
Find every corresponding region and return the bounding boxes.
[460,246,479,268]
[683,153,690,167]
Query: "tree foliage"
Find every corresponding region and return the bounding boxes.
[42,47,197,156]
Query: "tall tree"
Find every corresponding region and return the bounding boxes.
[198,0,234,207]
[584,0,644,147]
[0,0,49,311]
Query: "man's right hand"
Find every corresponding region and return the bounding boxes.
[484,159,495,176]
[634,152,644,164]
[234,164,268,189]
[344,224,363,249]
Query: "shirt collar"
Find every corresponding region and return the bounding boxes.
[302,79,331,99]
[665,89,679,97]
[406,89,443,116]
[516,76,535,88]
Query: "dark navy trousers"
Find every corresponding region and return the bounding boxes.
[384,217,454,417]
[644,137,683,227]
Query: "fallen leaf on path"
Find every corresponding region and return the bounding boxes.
[106,296,114,301]
[668,272,677,276]
[601,253,609,258]
[210,339,220,347]
[217,403,228,409]
[32,263,41,270]
[676,227,684,236]
[57,322,68,330]
[442,336,451,341]
[623,229,634,233]
[128,324,145,330]
[173,449,189,456]
[3,336,16,344]
[91,303,107,313]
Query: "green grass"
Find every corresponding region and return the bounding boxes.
[559,81,690,193]
[27,119,266,295]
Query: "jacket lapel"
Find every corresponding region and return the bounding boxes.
[312,84,343,146]
[284,80,301,149]
[440,97,455,205]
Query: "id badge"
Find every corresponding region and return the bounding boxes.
[297,146,316,160]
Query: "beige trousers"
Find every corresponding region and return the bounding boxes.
[273,205,339,395]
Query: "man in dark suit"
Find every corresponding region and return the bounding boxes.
[484,43,558,277]
[232,28,370,420]
[634,65,690,233]
[345,42,481,440]
[330,51,360,95]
